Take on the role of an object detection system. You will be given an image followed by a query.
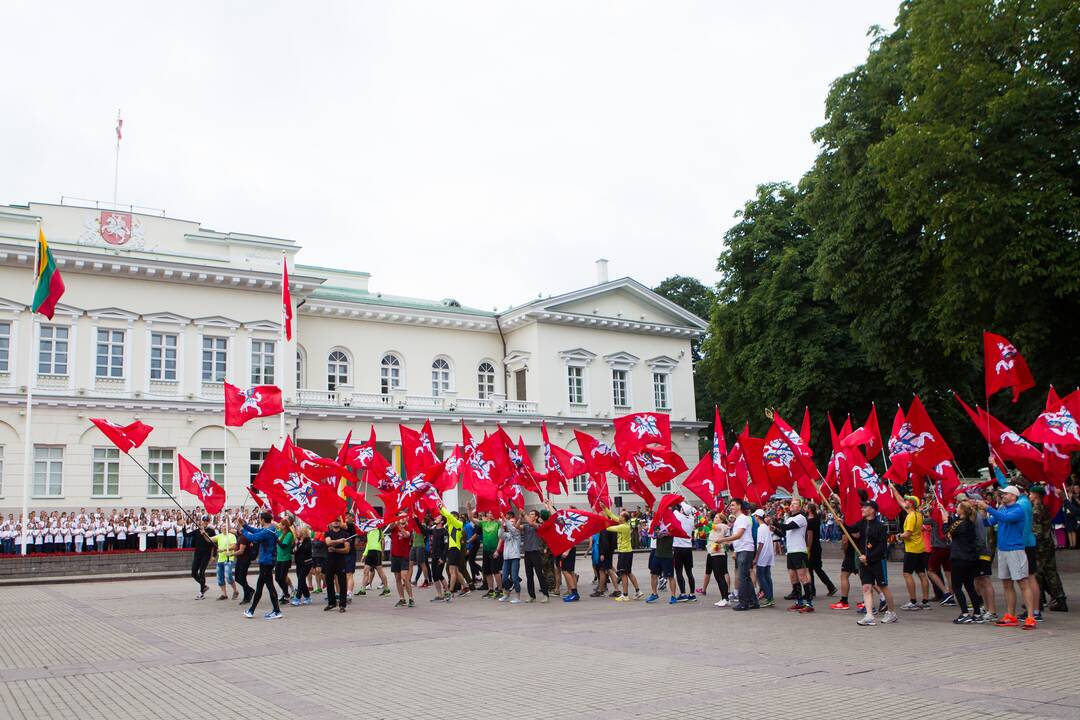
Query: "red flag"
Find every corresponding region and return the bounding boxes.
[1023,387,1080,451]
[246,485,266,509]
[282,257,293,341]
[927,460,962,504]
[799,407,811,444]
[178,452,226,515]
[764,412,816,491]
[612,454,655,507]
[726,441,748,502]
[613,412,671,455]
[89,418,153,454]
[461,421,479,457]
[647,493,690,538]
[682,456,721,511]
[575,430,620,476]
[901,396,954,473]
[400,421,440,479]
[541,421,585,496]
[536,508,616,557]
[954,393,1048,482]
[513,437,545,497]
[252,446,345,531]
[398,461,446,511]
[634,447,687,487]
[224,382,284,427]
[461,437,500,505]
[284,436,344,484]
[841,404,883,460]
[736,428,774,504]
[477,431,515,486]
[846,445,901,519]
[585,472,611,512]
[335,430,353,467]
[984,331,1034,403]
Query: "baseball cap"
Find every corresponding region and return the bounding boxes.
[861,500,878,511]
[752,509,765,518]
[1001,485,1021,497]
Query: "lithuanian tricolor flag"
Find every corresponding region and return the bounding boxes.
[32,227,65,319]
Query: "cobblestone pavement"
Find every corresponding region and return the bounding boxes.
[1,553,1079,719]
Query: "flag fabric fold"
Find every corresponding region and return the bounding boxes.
[32,227,65,319]
[224,382,284,427]
[89,418,153,454]
[178,453,226,515]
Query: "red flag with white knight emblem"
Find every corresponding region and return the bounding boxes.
[540,421,585,496]
[613,412,671,455]
[536,508,616,557]
[224,382,284,427]
[647,493,690,538]
[178,452,226,515]
[89,418,153,454]
[984,331,1034,403]
[1024,387,1080,451]
[253,446,345,531]
[400,421,440,479]
[634,447,687,488]
[284,436,345,484]
[954,393,1049,483]
[841,404,884,461]
[574,430,619,511]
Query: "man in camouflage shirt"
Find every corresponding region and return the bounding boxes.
[1029,486,1067,612]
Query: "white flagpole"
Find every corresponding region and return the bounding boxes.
[113,110,121,210]
[222,422,228,514]
[21,221,40,555]
[279,252,287,449]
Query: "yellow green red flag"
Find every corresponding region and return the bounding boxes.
[31,227,65,319]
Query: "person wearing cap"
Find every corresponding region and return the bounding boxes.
[776,498,814,613]
[716,500,757,611]
[891,488,931,611]
[855,500,897,626]
[1028,485,1067,612]
[186,514,217,600]
[982,484,1037,629]
[990,457,1040,619]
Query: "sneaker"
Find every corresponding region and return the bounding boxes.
[762,599,775,608]
[323,604,336,611]
[919,601,932,610]
[394,599,406,608]
[784,592,797,600]
[829,601,850,610]
[540,595,549,604]
[676,594,688,603]
[563,592,579,603]
[938,593,955,606]
[995,614,1019,627]
[498,594,509,603]
[614,596,628,603]
[264,611,283,620]
[339,606,346,613]
[380,588,391,597]
[857,602,866,611]
[1022,616,1037,630]
[243,609,254,618]
[695,587,705,595]
[196,593,204,600]
[301,597,312,606]
[668,596,679,605]
[217,594,228,601]
[1032,610,1043,622]
[982,612,998,623]
[952,614,970,624]
[787,603,803,612]
[408,599,415,608]
[899,601,921,611]
[881,611,898,624]
[430,595,444,603]
[857,615,877,626]
[589,590,605,598]
[645,593,660,604]
[312,588,323,594]
[509,598,523,604]
[357,589,366,597]
[633,591,644,601]
[714,599,729,608]
[686,594,698,603]
[971,613,987,624]
[799,605,815,614]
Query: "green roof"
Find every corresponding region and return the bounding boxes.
[308,285,494,317]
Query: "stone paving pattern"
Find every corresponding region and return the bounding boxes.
[1,554,1079,719]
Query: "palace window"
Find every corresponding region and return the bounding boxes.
[150,332,178,381]
[251,339,276,385]
[477,362,496,399]
[95,329,125,378]
[92,447,121,497]
[148,448,175,497]
[33,446,63,497]
[612,369,629,408]
[38,325,69,375]
[380,353,401,394]
[431,358,452,397]
[327,350,350,391]
[653,372,670,410]
[201,336,228,382]
[567,366,585,405]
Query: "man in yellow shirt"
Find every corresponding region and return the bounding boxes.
[214,520,238,601]
[895,492,931,610]
[605,509,644,601]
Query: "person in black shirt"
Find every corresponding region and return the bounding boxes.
[185,514,216,600]
[323,518,351,613]
[291,527,313,606]
[806,503,837,597]
[429,515,449,602]
[946,501,983,623]
[856,501,897,626]
[234,530,258,605]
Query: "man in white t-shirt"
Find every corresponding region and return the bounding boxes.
[718,500,758,611]
[753,509,777,607]
[777,498,814,612]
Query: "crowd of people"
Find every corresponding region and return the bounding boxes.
[0,508,203,554]
[154,462,1074,628]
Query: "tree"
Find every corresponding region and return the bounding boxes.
[701,182,889,455]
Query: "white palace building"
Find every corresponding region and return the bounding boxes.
[0,201,707,512]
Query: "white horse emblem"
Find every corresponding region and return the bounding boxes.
[635,451,674,474]
[994,342,1017,375]
[239,387,263,416]
[630,415,661,439]
[763,439,794,468]
[555,512,588,540]
[275,472,318,510]
[1043,406,1080,442]
[889,423,934,455]
[192,470,215,495]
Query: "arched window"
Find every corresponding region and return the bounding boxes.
[380,353,402,395]
[431,357,452,397]
[296,347,306,389]
[327,350,350,391]
[477,361,496,400]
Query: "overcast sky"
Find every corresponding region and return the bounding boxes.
[2,1,898,310]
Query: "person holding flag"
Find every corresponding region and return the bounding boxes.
[323,516,352,613]
[603,508,644,602]
[185,514,216,600]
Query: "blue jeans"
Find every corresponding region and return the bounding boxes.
[736,551,757,608]
[216,561,235,586]
[501,557,521,594]
[756,564,773,601]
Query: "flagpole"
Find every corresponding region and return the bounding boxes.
[126,452,190,516]
[20,220,43,555]
[112,109,121,210]
[279,251,287,449]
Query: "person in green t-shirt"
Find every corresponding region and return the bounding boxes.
[469,506,504,597]
[214,522,238,601]
[360,525,391,596]
[275,519,295,601]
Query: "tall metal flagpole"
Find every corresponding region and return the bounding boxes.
[113,110,122,210]
[21,221,40,555]
[279,252,287,449]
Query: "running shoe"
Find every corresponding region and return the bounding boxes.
[540,595,549,604]
[787,603,803,612]
[1022,616,1037,630]
[686,594,698,603]
[323,604,336,611]
[881,611,898,623]
[799,605,815,614]
[952,614,970,624]
[938,593,955,606]
[589,590,605,598]
[668,596,679,605]
[264,611,283,620]
[995,613,1019,627]
[394,599,406,608]
[899,601,921,611]
[301,597,312,606]
[982,612,998,623]
[919,601,932,610]
[408,599,415,608]
[498,594,510,603]
[1032,610,1043,622]
[971,613,986,624]
[509,598,523,604]
[563,592,580,603]
[645,593,659,604]
[856,615,877,626]
[243,609,254,618]
[380,588,391,597]
[829,601,850,610]
[429,595,444,602]
[761,599,775,608]
[714,599,729,608]
[614,596,629,603]
[196,593,204,600]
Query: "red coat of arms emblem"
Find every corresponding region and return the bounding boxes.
[99,211,133,245]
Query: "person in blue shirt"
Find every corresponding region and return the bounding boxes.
[991,457,1042,620]
[983,479,1037,629]
[241,511,283,620]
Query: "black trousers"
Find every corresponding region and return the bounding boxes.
[325,559,347,608]
[274,560,292,598]
[808,553,836,596]
[249,564,280,613]
[467,542,482,582]
[296,560,311,599]
[191,553,210,591]
[523,550,548,599]
[235,558,254,601]
[674,547,695,594]
[950,558,981,615]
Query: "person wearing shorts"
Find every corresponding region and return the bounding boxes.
[388,518,414,608]
[985,483,1037,629]
[605,509,642,601]
[646,532,677,605]
[343,519,358,601]
[855,501,896,626]
[360,525,390,597]
[469,508,502,597]
[428,513,449,601]
[894,492,931,610]
[778,498,813,611]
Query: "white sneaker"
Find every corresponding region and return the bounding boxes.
[714,599,728,608]
[497,594,509,602]
[857,615,877,626]
[881,611,898,624]
[899,601,920,611]
[243,609,254,618]
[540,595,549,604]
[509,598,523,604]
[196,593,204,600]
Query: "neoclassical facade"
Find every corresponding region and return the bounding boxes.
[0,201,707,511]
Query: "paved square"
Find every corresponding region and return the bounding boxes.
[1,554,1079,719]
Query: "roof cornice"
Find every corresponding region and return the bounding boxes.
[300,299,500,332]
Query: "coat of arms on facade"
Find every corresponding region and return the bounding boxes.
[79,210,148,249]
